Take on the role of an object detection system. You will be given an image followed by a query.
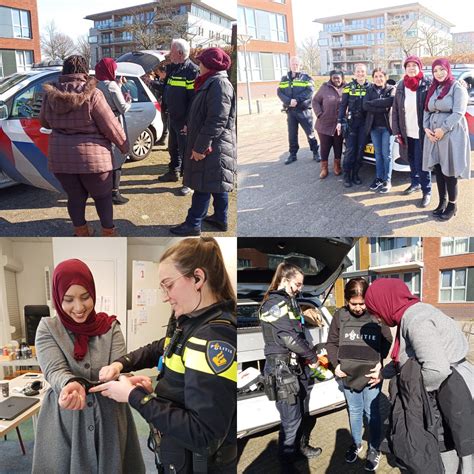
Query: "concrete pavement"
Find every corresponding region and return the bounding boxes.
[237,98,474,237]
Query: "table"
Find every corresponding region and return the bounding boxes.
[0,372,48,453]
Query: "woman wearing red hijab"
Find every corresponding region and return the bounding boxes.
[423,58,471,221]
[170,47,236,236]
[32,259,144,473]
[392,56,432,208]
[365,278,473,474]
[95,57,132,205]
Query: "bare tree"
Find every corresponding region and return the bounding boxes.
[418,25,451,57]
[76,35,92,67]
[124,1,192,50]
[385,20,422,58]
[41,21,76,61]
[298,37,320,75]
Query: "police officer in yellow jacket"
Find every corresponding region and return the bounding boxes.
[92,238,236,474]
[336,63,370,187]
[277,56,320,165]
[259,262,322,467]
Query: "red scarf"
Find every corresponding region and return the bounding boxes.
[403,71,424,92]
[365,279,420,362]
[52,259,116,361]
[194,71,219,91]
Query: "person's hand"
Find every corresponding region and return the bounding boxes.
[119,139,130,155]
[365,362,382,387]
[335,123,342,136]
[191,150,206,161]
[127,375,153,393]
[433,128,445,141]
[335,364,347,378]
[424,128,436,143]
[308,362,318,370]
[89,375,135,402]
[59,381,86,410]
[99,361,123,382]
[289,99,297,107]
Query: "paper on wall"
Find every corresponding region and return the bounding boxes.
[136,289,158,307]
[137,308,148,324]
[134,261,146,280]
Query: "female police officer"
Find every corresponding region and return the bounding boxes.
[91,237,236,473]
[260,262,322,467]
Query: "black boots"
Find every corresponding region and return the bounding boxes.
[352,169,362,185]
[285,154,297,165]
[432,199,447,216]
[439,202,457,220]
[343,172,352,188]
[112,190,129,205]
[299,434,322,459]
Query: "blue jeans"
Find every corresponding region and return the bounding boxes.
[343,383,382,450]
[407,137,431,194]
[185,191,228,229]
[343,119,366,173]
[168,119,187,174]
[370,127,392,182]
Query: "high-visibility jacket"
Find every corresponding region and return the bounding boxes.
[277,71,314,110]
[338,78,370,123]
[164,58,199,124]
[116,301,237,473]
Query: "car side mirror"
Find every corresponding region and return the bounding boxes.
[0,101,8,120]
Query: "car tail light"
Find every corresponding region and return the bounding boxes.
[154,101,161,112]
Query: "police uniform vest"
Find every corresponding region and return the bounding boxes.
[341,79,369,121]
[118,301,237,474]
[337,308,382,391]
[278,72,313,110]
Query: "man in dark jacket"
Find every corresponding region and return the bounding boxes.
[158,39,199,196]
[277,56,320,165]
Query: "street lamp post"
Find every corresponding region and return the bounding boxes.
[237,33,253,115]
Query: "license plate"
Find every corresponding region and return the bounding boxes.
[364,144,375,154]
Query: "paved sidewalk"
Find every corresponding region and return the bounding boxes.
[237,98,474,237]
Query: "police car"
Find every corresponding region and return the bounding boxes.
[237,237,356,438]
[0,62,163,191]
[362,64,474,172]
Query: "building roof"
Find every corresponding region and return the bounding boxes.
[84,0,235,22]
[313,2,454,28]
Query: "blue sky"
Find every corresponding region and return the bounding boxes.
[37,0,236,41]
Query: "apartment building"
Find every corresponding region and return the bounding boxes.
[85,1,234,65]
[0,0,40,76]
[453,31,474,53]
[315,2,453,75]
[336,237,474,320]
[237,0,295,100]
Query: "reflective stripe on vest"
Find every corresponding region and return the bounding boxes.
[168,76,194,89]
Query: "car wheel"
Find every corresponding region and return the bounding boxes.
[129,128,153,161]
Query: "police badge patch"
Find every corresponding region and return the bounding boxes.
[269,304,282,318]
[206,340,236,374]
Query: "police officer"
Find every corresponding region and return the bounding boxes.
[277,56,320,165]
[336,63,370,187]
[158,39,199,196]
[92,237,237,474]
[259,262,322,466]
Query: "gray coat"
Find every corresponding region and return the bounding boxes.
[32,317,145,474]
[183,71,236,193]
[423,81,471,179]
[398,303,473,393]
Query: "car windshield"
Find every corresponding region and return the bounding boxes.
[0,74,32,95]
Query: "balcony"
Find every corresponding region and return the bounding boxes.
[346,55,370,62]
[96,20,132,30]
[370,246,423,272]
[99,37,133,45]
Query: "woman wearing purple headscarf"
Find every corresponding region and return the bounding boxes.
[423,58,471,221]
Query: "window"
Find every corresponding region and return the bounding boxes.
[11,74,57,119]
[238,7,287,42]
[441,237,473,256]
[238,259,251,269]
[11,8,31,39]
[15,50,33,72]
[440,268,474,302]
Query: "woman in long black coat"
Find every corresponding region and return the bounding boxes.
[170,48,236,236]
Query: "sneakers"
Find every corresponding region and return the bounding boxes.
[365,448,381,471]
[345,443,363,463]
[180,186,192,196]
[369,178,383,191]
[403,184,421,195]
[379,181,392,194]
[169,222,201,236]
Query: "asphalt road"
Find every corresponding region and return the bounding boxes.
[237,98,474,237]
[0,144,236,237]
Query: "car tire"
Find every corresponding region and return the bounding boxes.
[129,127,154,161]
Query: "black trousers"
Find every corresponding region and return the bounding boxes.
[287,108,318,155]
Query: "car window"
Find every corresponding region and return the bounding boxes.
[120,76,150,103]
[238,303,261,329]
[0,73,31,95]
[10,74,58,119]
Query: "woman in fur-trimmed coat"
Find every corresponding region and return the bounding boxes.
[39,55,129,237]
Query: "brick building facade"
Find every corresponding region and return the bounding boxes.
[0,0,40,76]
